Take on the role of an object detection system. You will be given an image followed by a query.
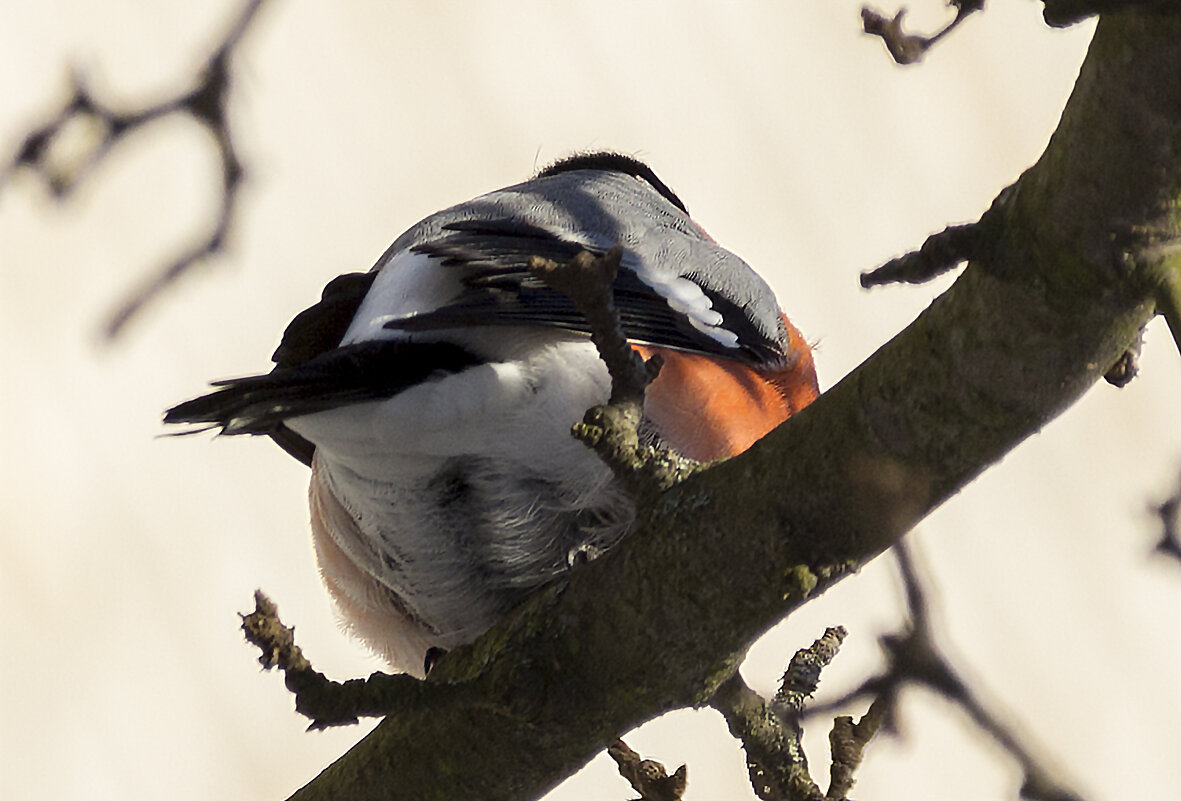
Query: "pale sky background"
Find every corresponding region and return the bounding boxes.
[1,2,1179,800]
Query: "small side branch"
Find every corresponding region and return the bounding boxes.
[607,740,688,801]
[712,672,820,801]
[710,627,879,801]
[774,627,848,717]
[529,249,703,491]
[861,220,992,288]
[241,591,430,730]
[1102,332,1142,387]
[861,1,985,66]
[529,248,655,407]
[0,0,268,338]
[826,698,887,800]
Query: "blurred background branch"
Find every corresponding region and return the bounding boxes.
[0,0,266,338]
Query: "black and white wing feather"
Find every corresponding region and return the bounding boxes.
[371,165,790,365]
[164,155,792,464]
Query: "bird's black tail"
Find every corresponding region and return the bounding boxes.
[164,340,483,465]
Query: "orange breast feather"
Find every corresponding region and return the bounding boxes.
[633,315,817,462]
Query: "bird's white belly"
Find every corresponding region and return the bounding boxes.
[286,337,634,672]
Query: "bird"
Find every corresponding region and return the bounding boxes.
[165,152,819,676]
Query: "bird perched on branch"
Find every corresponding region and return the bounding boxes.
[166,153,818,676]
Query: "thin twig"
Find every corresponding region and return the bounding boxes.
[861,1,985,66]
[241,590,431,730]
[774,627,848,717]
[528,247,655,407]
[529,249,703,491]
[1102,332,1142,387]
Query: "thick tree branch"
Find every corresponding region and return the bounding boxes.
[528,248,653,408]
[277,12,1178,800]
[861,189,1154,390]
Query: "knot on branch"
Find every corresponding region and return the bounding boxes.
[608,740,688,801]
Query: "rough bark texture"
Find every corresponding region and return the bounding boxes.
[287,12,1180,801]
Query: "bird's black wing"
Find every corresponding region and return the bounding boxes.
[391,219,784,364]
[164,340,482,465]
